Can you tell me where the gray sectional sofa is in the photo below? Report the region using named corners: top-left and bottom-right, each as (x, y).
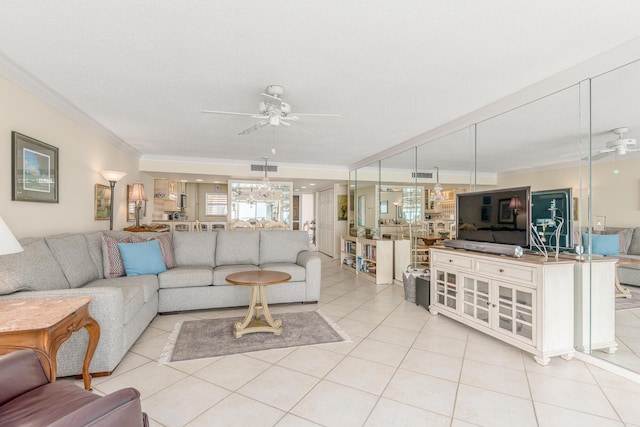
top-left (596, 227), bottom-right (640, 287)
top-left (0, 230), bottom-right (320, 378)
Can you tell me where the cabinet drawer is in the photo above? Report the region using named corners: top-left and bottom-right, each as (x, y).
top-left (432, 251), bottom-right (473, 270)
top-left (475, 260), bottom-right (536, 284)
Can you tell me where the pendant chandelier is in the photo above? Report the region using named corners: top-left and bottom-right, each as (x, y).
top-left (259, 157), bottom-right (274, 199)
top-left (429, 166), bottom-right (445, 206)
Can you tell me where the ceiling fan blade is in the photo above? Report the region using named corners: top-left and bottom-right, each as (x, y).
top-left (280, 115), bottom-right (299, 122)
top-left (261, 93), bottom-right (282, 108)
top-left (293, 113), bottom-right (342, 124)
top-left (202, 110), bottom-right (254, 117)
top-left (238, 120), bottom-right (268, 136)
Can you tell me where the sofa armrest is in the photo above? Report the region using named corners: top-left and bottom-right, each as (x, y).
top-left (0, 350), bottom-right (50, 406)
top-left (296, 251), bottom-right (322, 301)
top-left (49, 387), bottom-right (146, 427)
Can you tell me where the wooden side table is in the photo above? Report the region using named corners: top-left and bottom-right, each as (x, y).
top-left (0, 297), bottom-right (100, 390)
top-left (226, 271), bottom-right (291, 338)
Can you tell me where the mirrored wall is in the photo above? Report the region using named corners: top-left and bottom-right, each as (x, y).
top-left (229, 180), bottom-right (292, 226)
top-left (349, 58), bottom-right (640, 374)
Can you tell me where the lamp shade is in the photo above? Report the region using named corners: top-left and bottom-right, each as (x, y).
top-left (0, 216), bottom-right (23, 255)
top-left (101, 170), bottom-right (127, 183)
top-left (509, 196), bottom-right (523, 210)
top-left (129, 183), bottom-right (148, 201)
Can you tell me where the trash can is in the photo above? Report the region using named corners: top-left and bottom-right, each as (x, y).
top-left (403, 266), bottom-right (429, 304)
top-left (415, 274), bottom-right (431, 310)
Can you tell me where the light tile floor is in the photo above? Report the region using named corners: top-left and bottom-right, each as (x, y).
top-left (76, 255), bottom-right (640, 426)
top-left (596, 307), bottom-right (640, 374)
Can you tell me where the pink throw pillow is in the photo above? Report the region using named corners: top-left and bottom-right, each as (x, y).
top-left (102, 235), bottom-right (132, 278)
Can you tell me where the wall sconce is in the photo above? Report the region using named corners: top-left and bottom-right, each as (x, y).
top-left (0, 216), bottom-right (23, 255)
top-left (129, 182), bottom-right (148, 228)
top-left (101, 170), bottom-right (127, 230)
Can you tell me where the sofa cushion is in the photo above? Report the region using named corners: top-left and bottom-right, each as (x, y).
top-left (102, 235), bottom-right (133, 278)
top-left (83, 231), bottom-right (105, 278)
top-left (45, 234), bottom-right (100, 288)
top-left (584, 233), bottom-right (620, 256)
top-left (173, 232), bottom-right (217, 267)
top-left (0, 238), bottom-right (69, 295)
top-left (85, 275), bottom-right (159, 303)
top-left (118, 241), bottom-right (167, 276)
top-left (212, 264), bottom-right (260, 285)
top-left (259, 230), bottom-right (310, 264)
top-left (121, 285), bottom-right (146, 324)
top-left (158, 266), bottom-right (213, 289)
top-left (216, 231), bottom-right (260, 266)
top-left (260, 263), bottom-right (306, 282)
top-left (626, 228), bottom-right (640, 256)
top-left (130, 233), bottom-right (177, 269)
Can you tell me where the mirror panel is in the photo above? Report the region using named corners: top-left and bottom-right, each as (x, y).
top-left (229, 180), bottom-right (292, 227)
top-left (354, 162), bottom-right (379, 236)
top-left (590, 58), bottom-right (640, 372)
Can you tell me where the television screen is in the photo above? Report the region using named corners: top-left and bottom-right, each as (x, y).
top-left (456, 186), bottom-right (530, 247)
top-left (530, 188), bottom-right (573, 250)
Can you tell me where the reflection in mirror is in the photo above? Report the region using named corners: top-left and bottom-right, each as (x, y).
top-left (590, 58), bottom-right (640, 373)
top-left (379, 148), bottom-right (417, 239)
top-left (229, 180), bottom-right (292, 228)
top-left (476, 84), bottom-right (583, 254)
top-left (354, 162), bottom-right (379, 236)
top-left (348, 170), bottom-right (356, 233)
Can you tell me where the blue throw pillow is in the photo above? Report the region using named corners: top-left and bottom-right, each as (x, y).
top-left (117, 240), bottom-right (167, 276)
top-left (582, 233), bottom-right (620, 256)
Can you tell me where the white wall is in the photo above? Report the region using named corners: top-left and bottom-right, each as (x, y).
top-left (0, 75), bottom-right (152, 238)
top-left (497, 157), bottom-right (640, 228)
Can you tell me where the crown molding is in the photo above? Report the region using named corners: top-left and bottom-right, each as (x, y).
top-left (0, 51), bottom-right (140, 158)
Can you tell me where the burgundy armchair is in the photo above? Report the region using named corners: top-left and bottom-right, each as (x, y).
top-left (0, 350), bottom-right (148, 427)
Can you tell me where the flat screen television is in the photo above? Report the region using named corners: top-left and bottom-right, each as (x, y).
top-left (456, 186), bottom-right (531, 248)
top-left (530, 188), bottom-right (573, 251)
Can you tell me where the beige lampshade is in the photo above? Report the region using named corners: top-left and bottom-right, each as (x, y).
top-left (101, 170), bottom-right (127, 183)
top-left (509, 195), bottom-right (523, 210)
top-left (130, 183), bottom-right (148, 201)
top-left (0, 216), bottom-right (23, 255)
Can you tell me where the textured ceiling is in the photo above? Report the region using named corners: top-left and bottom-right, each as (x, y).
top-left (1, 1), bottom-right (640, 171)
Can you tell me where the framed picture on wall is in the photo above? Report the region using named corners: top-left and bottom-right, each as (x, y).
top-left (95, 184), bottom-right (111, 220)
top-left (380, 200), bottom-right (388, 214)
top-left (481, 205), bottom-right (492, 222)
top-left (498, 199), bottom-right (514, 223)
top-left (11, 132), bottom-right (59, 203)
top-left (337, 194), bottom-right (347, 221)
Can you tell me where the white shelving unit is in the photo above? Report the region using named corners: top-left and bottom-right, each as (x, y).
top-left (357, 238), bottom-right (393, 285)
top-left (429, 247), bottom-right (576, 365)
top-left (340, 236), bottom-right (358, 274)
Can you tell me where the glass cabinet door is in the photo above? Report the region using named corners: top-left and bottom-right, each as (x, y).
top-left (434, 269), bottom-right (458, 313)
top-left (462, 276), bottom-right (491, 326)
top-left (496, 283), bottom-right (535, 345)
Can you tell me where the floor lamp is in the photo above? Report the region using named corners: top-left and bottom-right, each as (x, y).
top-left (0, 216), bottom-right (24, 255)
top-left (101, 170), bottom-right (127, 230)
top-left (129, 182), bottom-right (148, 228)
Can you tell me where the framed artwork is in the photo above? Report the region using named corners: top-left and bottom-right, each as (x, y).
top-left (573, 197), bottom-right (579, 220)
top-left (498, 199), bottom-right (514, 223)
top-left (482, 196), bottom-right (491, 205)
top-left (127, 184), bottom-right (147, 222)
top-left (481, 205), bottom-right (492, 222)
top-left (95, 184), bottom-right (111, 220)
top-left (337, 194), bottom-right (347, 221)
top-left (12, 132), bottom-right (59, 203)
top-left (380, 200), bottom-right (388, 214)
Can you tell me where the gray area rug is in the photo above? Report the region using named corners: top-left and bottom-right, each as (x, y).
top-left (159, 311), bottom-right (349, 363)
top-left (616, 288), bottom-right (640, 311)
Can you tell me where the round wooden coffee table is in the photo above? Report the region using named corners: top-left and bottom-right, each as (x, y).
top-left (226, 271), bottom-right (291, 338)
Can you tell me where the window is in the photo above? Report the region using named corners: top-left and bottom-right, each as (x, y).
top-left (205, 192), bottom-right (227, 216)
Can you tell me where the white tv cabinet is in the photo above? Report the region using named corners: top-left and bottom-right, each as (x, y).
top-left (429, 247), bottom-right (576, 365)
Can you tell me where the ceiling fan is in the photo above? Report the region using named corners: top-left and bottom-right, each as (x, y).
top-left (202, 85), bottom-right (342, 136)
top-left (590, 127), bottom-right (640, 160)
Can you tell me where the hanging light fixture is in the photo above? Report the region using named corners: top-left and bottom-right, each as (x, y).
top-left (259, 157), bottom-right (274, 200)
top-left (429, 166), bottom-right (445, 206)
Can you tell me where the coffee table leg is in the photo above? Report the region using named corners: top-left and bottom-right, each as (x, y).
top-left (234, 286), bottom-right (260, 338)
top-left (234, 285), bottom-right (282, 338)
top-left (259, 286), bottom-right (282, 335)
